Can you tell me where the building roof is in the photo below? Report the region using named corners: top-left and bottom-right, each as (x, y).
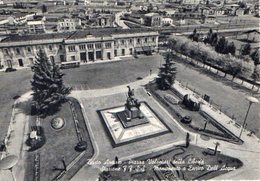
top-left (242, 29), bottom-right (260, 34)
top-left (0, 28), bottom-right (158, 43)
top-left (0, 32), bottom-right (72, 42)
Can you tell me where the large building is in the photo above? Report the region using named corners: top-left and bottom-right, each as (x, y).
top-left (0, 28), bottom-right (159, 68)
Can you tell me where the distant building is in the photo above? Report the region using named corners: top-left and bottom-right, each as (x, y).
top-left (57, 15), bottom-right (82, 32)
top-left (144, 13), bottom-right (162, 27)
top-left (242, 29), bottom-right (260, 42)
top-left (0, 28), bottom-right (159, 68)
top-left (182, 0), bottom-right (200, 5)
top-left (161, 17), bottom-right (173, 26)
top-left (89, 14), bottom-right (115, 28)
top-left (27, 15), bottom-right (46, 34)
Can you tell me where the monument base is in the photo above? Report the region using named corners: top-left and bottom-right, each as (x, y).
top-left (99, 102), bottom-right (170, 147)
top-left (116, 110), bottom-right (149, 128)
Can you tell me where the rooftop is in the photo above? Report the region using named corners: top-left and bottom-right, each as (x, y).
top-left (0, 28), bottom-right (158, 43)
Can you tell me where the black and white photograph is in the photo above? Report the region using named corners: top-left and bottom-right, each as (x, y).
top-left (0, 0), bottom-right (259, 180)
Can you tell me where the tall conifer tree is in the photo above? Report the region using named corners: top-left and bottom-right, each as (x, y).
top-left (31, 49), bottom-right (72, 117)
top-left (157, 52), bottom-right (177, 90)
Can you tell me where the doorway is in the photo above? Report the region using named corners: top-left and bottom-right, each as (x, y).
top-left (18, 59), bottom-right (24, 67)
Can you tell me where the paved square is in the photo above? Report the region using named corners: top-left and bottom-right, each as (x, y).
top-left (99, 102), bottom-right (170, 146)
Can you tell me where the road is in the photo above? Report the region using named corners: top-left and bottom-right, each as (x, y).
top-left (115, 12), bottom-right (129, 29)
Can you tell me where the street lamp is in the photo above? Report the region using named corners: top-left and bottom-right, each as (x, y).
top-left (238, 96), bottom-right (259, 139)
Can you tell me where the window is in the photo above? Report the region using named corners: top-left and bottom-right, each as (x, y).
top-left (4, 49), bottom-right (9, 55)
top-left (79, 44), bottom-right (86, 50)
top-left (59, 45), bottom-right (63, 50)
top-left (129, 39), bottom-right (133, 44)
top-left (50, 56), bottom-right (55, 62)
top-left (144, 38), bottom-right (148, 43)
top-left (27, 47), bottom-right (31, 53)
top-left (87, 44), bottom-right (94, 49)
top-left (71, 56), bottom-right (76, 61)
top-left (121, 40), bottom-right (125, 45)
top-left (114, 49), bottom-right (117, 57)
top-left (105, 42), bottom-right (111, 49)
top-left (16, 48), bottom-right (20, 54)
top-left (49, 45), bottom-right (53, 51)
top-left (68, 46), bottom-right (75, 52)
top-left (129, 48), bottom-right (133, 55)
top-left (60, 55), bottom-right (65, 62)
top-left (137, 38), bottom-right (141, 44)
top-left (152, 37), bottom-right (155, 42)
top-left (37, 46), bottom-right (42, 50)
top-left (95, 43), bottom-right (102, 49)
top-left (96, 51), bottom-right (102, 59)
top-left (122, 49), bottom-right (125, 56)
top-left (29, 58), bottom-right (34, 64)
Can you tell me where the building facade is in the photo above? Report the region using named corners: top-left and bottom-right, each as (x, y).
top-left (0, 28), bottom-right (159, 68)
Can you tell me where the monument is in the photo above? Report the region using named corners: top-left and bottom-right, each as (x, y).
top-left (116, 86), bottom-right (147, 128)
top-left (99, 86), bottom-right (170, 146)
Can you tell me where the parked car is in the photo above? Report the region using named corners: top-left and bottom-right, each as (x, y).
top-left (5, 67), bottom-right (17, 72)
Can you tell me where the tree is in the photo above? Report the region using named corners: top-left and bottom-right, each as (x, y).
top-left (240, 43), bottom-right (251, 56)
top-left (189, 28), bottom-right (199, 42)
top-left (157, 52), bottom-right (177, 90)
top-left (210, 33), bottom-right (218, 47)
top-left (227, 42), bottom-right (236, 55)
top-left (225, 60), bottom-right (242, 80)
top-left (215, 36), bottom-right (228, 54)
top-left (250, 49), bottom-right (259, 65)
top-left (31, 49), bottom-right (72, 117)
top-left (204, 28), bottom-right (213, 44)
top-left (251, 65), bottom-right (260, 90)
top-left (42, 4), bottom-right (47, 13)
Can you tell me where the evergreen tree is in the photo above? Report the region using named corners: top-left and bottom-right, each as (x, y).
top-left (250, 49), bottom-right (259, 65)
top-left (157, 52), bottom-right (177, 90)
top-left (203, 28), bottom-right (213, 44)
top-left (215, 36), bottom-right (228, 54)
top-left (240, 43), bottom-right (251, 56)
top-left (227, 42), bottom-right (236, 55)
top-left (252, 65), bottom-right (260, 89)
top-left (189, 28), bottom-right (199, 42)
top-left (210, 32), bottom-right (218, 46)
top-left (42, 4), bottom-right (47, 13)
top-left (31, 49), bottom-right (72, 117)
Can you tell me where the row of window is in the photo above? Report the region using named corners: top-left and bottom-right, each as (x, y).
top-left (2, 37), bottom-right (157, 55)
top-left (115, 37), bottom-right (156, 46)
top-left (68, 42), bottom-right (112, 52)
top-left (3, 45), bottom-right (63, 55)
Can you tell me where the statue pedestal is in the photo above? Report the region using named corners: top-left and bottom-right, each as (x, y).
top-left (126, 107), bottom-right (139, 120)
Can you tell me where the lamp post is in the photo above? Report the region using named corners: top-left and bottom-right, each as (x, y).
top-left (238, 96), bottom-right (259, 139)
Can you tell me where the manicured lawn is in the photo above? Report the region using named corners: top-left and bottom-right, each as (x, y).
top-left (101, 144), bottom-right (242, 180)
top-left (24, 98), bottom-right (94, 181)
top-left (146, 83), bottom-right (240, 143)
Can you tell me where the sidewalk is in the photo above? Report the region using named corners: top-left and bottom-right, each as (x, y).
top-left (0, 92), bottom-right (32, 181)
